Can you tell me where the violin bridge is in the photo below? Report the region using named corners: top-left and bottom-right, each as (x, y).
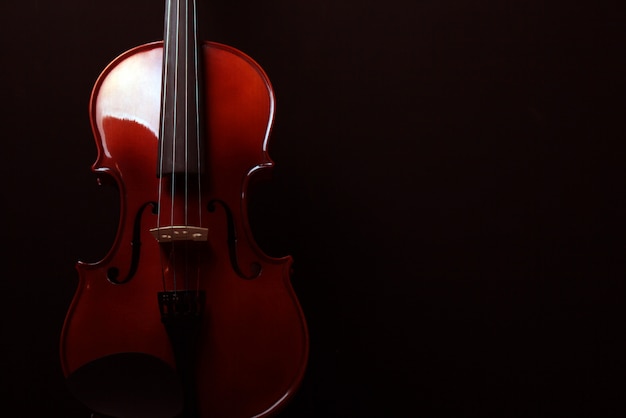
top-left (149, 226), bottom-right (208, 242)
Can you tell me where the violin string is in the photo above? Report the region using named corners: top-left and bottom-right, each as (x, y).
top-left (193, 0), bottom-right (203, 293)
top-left (158, 0), bottom-right (172, 292)
top-left (183, 0), bottom-right (190, 291)
top-left (179, 0), bottom-right (189, 287)
top-left (170, 0), bottom-right (182, 292)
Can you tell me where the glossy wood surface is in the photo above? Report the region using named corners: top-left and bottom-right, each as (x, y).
top-left (59, 41), bottom-right (308, 418)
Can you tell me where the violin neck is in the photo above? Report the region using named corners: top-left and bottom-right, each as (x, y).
top-left (158, 0), bottom-right (204, 177)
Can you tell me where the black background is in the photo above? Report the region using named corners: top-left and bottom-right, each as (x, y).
top-left (2, 1), bottom-right (624, 417)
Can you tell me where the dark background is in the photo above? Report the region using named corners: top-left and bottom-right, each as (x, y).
top-left (2, 0), bottom-right (624, 417)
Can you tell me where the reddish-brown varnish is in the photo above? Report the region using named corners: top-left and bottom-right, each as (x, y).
top-left (59, 4), bottom-right (308, 417)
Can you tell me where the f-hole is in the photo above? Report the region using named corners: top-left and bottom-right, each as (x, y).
top-left (207, 199), bottom-right (261, 280)
top-left (107, 201), bottom-right (158, 284)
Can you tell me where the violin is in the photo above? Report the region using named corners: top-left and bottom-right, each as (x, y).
top-left (59, 1), bottom-right (308, 417)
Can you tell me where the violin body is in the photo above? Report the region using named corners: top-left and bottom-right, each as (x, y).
top-left (60, 41), bottom-right (308, 418)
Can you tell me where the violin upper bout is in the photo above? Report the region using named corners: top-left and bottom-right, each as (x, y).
top-left (90, 43), bottom-right (163, 171)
